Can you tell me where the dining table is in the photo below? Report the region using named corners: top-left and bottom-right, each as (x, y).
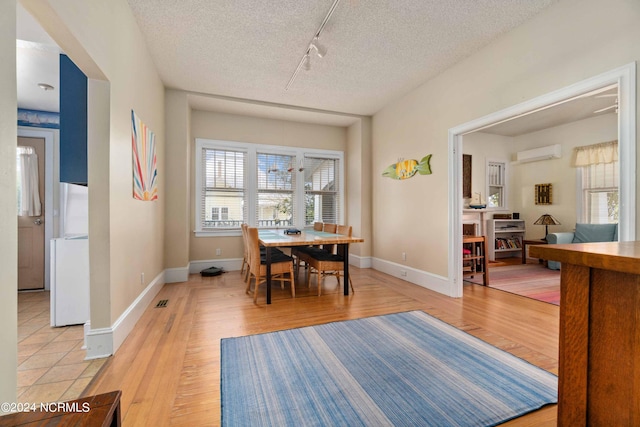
top-left (258, 229), bottom-right (364, 304)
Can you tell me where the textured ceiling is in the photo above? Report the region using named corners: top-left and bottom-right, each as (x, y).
top-left (127, 0), bottom-right (557, 116)
top-left (18, 0), bottom-right (616, 134)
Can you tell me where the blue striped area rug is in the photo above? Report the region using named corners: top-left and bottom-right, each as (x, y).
top-left (221, 311), bottom-right (557, 426)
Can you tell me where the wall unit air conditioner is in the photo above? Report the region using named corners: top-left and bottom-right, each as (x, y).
top-left (516, 144), bottom-right (562, 163)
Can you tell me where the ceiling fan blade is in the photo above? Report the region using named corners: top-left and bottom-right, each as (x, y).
top-left (593, 105), bottom-right (617, 113)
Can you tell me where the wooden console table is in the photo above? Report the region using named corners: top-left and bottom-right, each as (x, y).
top-left (530, 242), bottom-right (640, 426)
top-left (0, 390), bottom-right (121, 427)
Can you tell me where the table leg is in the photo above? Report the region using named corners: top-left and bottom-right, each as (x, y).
top-left (342, 243), bottom-right (349, 296)
top-left (266, 246), bottom-right (272, 304)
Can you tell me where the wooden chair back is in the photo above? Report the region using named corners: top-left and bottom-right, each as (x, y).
top-left (323, 223), bottom-right (337, 233)
top-left (313, 222), bottom-right (323, 231)
top-left (321, 223), bottom-right (337, 252)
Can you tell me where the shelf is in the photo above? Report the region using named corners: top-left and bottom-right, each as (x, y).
top-left (487, 219), bottom-right (525, 261)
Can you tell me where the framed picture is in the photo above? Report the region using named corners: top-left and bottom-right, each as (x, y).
top-left (535, 183), bottom-right (552, 205)
top-left (462, 154), bottom-right (472, 198)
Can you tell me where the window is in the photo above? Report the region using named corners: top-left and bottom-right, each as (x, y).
top-left (211, 207), bottom-right (229, 221)
top-left (199, 148), bottom-right (246, 229)
top-left (486, 161), bottom-right (506, 209)
top-left (574, 141), bottom-right (618, 224)
top-left (580, 161), bottom-right (618, 224)
top-left (195, 139), bottom-right (344, 236)
top-left (257, 152), bottom-right (295, 227)
top-left (303, 157), bottom-right (340, 226)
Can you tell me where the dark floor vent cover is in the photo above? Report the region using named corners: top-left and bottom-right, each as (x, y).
top-left (155, 299), bottom-right (168, 308)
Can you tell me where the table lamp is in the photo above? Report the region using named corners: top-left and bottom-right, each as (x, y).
top-left (534, 214), bottom-right (561, 239)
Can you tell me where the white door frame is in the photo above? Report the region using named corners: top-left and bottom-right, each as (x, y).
top-left (18, 127), bottom-right (56, 291)
top-left (448, 62), bottom-right (636, 298)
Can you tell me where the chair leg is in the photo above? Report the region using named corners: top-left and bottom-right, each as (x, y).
top-left (245, 274), bottom-right (252, 294)
top-left (348, 273), bottom-right (354, 293)
top-left (318, 272), bottom-right (324, 296)
top-left (289, 266), bottom-right (296, 298)
top-left (253, 274), bottom-right (261, 302)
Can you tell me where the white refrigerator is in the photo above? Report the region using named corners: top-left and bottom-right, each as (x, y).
top-left (50, 183), bottom-right (90, 327)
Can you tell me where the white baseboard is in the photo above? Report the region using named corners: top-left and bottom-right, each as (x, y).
top-left (85, 270), bottom-right (165, 359)
top-left (165, 265), bottom-right (189, 283)
top-left (350, 254), bottom-right (372, 269)
top-left (371, 257), bottom-right (452, 296)
top-left (189, 258), bottom-right (243, 274)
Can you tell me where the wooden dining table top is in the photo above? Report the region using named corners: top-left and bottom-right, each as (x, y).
top-left (258, 229), bottom-right (364, 247)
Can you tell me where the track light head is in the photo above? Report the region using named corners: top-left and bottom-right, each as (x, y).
top-left (310, 37), bottom-right (327, 58)
top-left (302, 55), bottom-right (311, 71)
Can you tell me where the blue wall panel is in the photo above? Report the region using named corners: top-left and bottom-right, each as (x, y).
top-left (59, 54), bottom-right (87, 185)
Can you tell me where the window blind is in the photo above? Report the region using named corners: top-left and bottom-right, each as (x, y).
top-left (201, 147), bottom-right (246, 228)
top-left (582, 161), bottom-right (618, 224)
top-left (303, 156), bottom-right (340, 226)
top-left (256, 152), bottom-right (295, 228)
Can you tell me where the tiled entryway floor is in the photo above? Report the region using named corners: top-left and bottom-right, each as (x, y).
top-left (17, 291), bottom-right (106, 403)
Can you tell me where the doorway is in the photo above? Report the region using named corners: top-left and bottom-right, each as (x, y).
top-left (448, 63), bottom-right (637, 298)
top-left (17, 137), bottom-right (45, 290)
top-left (17, 129), bottom-right (55, 291)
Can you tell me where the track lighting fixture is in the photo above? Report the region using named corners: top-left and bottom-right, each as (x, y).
top-left (285, 0), bottom-right (341, 90)
top-left (309, 37), bottom-right (327, 58)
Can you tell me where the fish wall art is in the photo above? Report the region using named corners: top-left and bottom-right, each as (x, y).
top-left (382, 155), bottom-right (432, 180)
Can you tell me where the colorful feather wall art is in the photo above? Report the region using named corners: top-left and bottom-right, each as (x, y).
top-left (131, 110), bottom-right (158, 201)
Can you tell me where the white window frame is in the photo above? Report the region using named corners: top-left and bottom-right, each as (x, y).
top-left (485, 159), bottom-right (508, 210)
top-left (575, 161), bottom-right (619, 224)
top-left (195, 138), bottom-right (344, 237)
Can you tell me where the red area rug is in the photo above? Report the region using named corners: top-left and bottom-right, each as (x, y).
top-left (465, 263), bottom-right (560, 305)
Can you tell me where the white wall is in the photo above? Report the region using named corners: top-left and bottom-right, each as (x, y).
top-left (0, 0), bottom-right (18, 407)
top-left (372, 0), bottom-right (640, 284)
top-left (512, 113), bottom-right (618, 238)
top-left (462, 132), bottom-right (513, 206)
top-left (22, 0), bottom-right (165, 343)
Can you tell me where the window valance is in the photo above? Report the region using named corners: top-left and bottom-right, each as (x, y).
top-left (572, 140), bottom-right (618, 167)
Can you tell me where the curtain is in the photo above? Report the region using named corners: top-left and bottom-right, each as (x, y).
top-left (572, 140), bottom-right (618, 167)
top-left (18, 147), bottom-right (42, 217)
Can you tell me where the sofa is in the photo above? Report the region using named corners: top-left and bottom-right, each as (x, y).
top-left (546, 223), bottom-right (618, 270)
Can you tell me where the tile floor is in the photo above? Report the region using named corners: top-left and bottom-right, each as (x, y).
top-left (17, 291), bottom-right (106, 403)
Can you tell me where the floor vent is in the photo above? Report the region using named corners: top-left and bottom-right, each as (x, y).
top-left (155, 299), bottom-right (168, 308)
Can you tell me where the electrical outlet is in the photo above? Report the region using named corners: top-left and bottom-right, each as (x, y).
top-left (141, 272), bottom-right (145, 284)
top-left (216, 248), bottom-right (221, 256)
top-left (402, 252), bottom-right (406, 261)
top-left (400, 270), bottom-right (407, 277)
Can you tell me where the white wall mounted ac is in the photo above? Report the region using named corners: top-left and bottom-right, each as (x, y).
top-left (516, 144), bottom-right (561, 163)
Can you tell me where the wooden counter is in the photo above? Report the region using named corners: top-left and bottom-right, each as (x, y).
top-left (530, 242), bottom-right (640, 426)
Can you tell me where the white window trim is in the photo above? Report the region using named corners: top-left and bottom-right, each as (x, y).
top-left (194, 138), bottom-right (344, 237)
top-left (485, 158), bottom-right (508, 210)
top-left (575, 161), bottom-right (619, 224)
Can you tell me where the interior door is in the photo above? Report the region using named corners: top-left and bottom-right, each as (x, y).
top-left (17, 136), bottom-right (45, 290)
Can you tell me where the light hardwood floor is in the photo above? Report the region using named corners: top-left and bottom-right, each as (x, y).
top-left (84, 266), bottom-right (559, 426)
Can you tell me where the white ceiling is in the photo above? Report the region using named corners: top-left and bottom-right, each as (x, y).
top-left (15, 0), bottom-right (618, 135)
top-left (16, 4), bottom-right (60, 113)
top-left (127, 0), bottom-right (557, 116)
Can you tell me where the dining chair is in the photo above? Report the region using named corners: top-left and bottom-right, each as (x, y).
top-left (240, 223), bottom-right (250, 281)
top-left (304, 224), bottom-right (354, 296)
top-left (244, 226), bottom-right (296, 302)
top-left (292, 222), bottom-right (324, 275)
